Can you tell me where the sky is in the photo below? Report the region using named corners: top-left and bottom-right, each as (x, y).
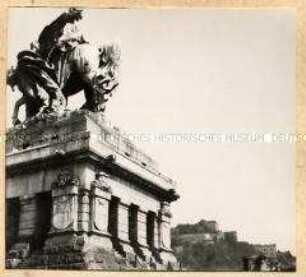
top-left (6, 8), bottom-right (296, 252)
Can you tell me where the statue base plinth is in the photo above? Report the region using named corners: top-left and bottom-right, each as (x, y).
top-left (6, 111), bottom-right (179, 270)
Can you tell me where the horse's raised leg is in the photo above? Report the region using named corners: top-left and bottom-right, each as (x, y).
top-left (34, 71), bottom-right (66, 114)
top-left (12, 96), bottom-right (26, 125)
top-left (81, 85), bottom-right (97, 112)
top-left (36, 86), bottom-right (49, 114)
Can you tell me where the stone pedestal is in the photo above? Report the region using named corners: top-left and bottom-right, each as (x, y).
top-left (158, 202), bottom-right (178, 268)
top-left (5, 111), bottom-right (179, 270)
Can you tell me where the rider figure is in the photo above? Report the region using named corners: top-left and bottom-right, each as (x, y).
top-left (8, 8), bottom-right (85, 118)
top-left (38, 8), bottom-right (85, 63)
top-left (38, 8), bottom-right (86, 92)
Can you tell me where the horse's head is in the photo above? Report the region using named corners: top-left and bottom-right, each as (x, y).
top-left (64, 43), bottom-right (121, 112)
top-left (92, 44), bottom-right (120, 97)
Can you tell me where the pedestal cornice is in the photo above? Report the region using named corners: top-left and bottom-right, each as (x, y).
top-left (6, 111), bottom-right (179, 202)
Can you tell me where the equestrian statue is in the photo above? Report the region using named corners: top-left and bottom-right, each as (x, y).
top-left (7, 8), bottom-right (120, 125)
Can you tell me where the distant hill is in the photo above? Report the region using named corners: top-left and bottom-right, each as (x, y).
top-left (171, 220), bottom-right (295, 271)
top-left (172, 220), bottom-right (219, 235)
top-left (172, 231), bottom-right (255, 270)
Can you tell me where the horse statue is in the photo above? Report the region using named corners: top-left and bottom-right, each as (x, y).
top-left (7, 8), bottom-right (120, 126)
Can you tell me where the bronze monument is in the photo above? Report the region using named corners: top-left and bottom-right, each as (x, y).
top-left (6, 8), bottom-right (179, 270)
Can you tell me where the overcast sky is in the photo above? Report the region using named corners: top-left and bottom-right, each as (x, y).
top-left (7, 8), bottom-right (296, 252)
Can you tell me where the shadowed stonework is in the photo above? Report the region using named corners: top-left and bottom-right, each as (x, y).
top-left (5, 111), bottom-right (179, 269)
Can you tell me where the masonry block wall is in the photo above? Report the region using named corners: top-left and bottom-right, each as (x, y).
top-left (5, 111), bottom-right (179, 270)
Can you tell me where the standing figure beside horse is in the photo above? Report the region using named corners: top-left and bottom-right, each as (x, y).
top-left (7, 8), bottom-right (120, 126)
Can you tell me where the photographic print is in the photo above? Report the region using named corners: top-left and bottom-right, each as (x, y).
top-left (3, 5), bottom-right (302, 273)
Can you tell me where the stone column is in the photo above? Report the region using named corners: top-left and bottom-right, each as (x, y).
top-left (137, 210), bottom-right (147, 247)
top-left (147, 212), bottom-right (162, 264)
top-left (88, 172), bottom-right (113, 250)
top-left (118, 203), bottom-right (129, 242)
top-left (154, 215), bottom-right (159, 248)
top-left (158, 201), bottom-right (177, 268)
top-left (137, 209), bottom-right (151, 261)
top-left (117, 202), bottom-right (135, 257)
top-left (78, 190), bottom-right (90, 232)
top-left (127, 204), bottom-right (144, 266)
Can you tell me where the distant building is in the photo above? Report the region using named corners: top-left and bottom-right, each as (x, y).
top-left (205, 220), bottom-right (219, 233)
top-left (178, 233), bottom-right (215, 245)
top-left (224, 231), bottom-right (238, 242)
top-left (254, 244), bottom-right (277, 258)
top-left (173, 220), bottom-right (239, 246)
